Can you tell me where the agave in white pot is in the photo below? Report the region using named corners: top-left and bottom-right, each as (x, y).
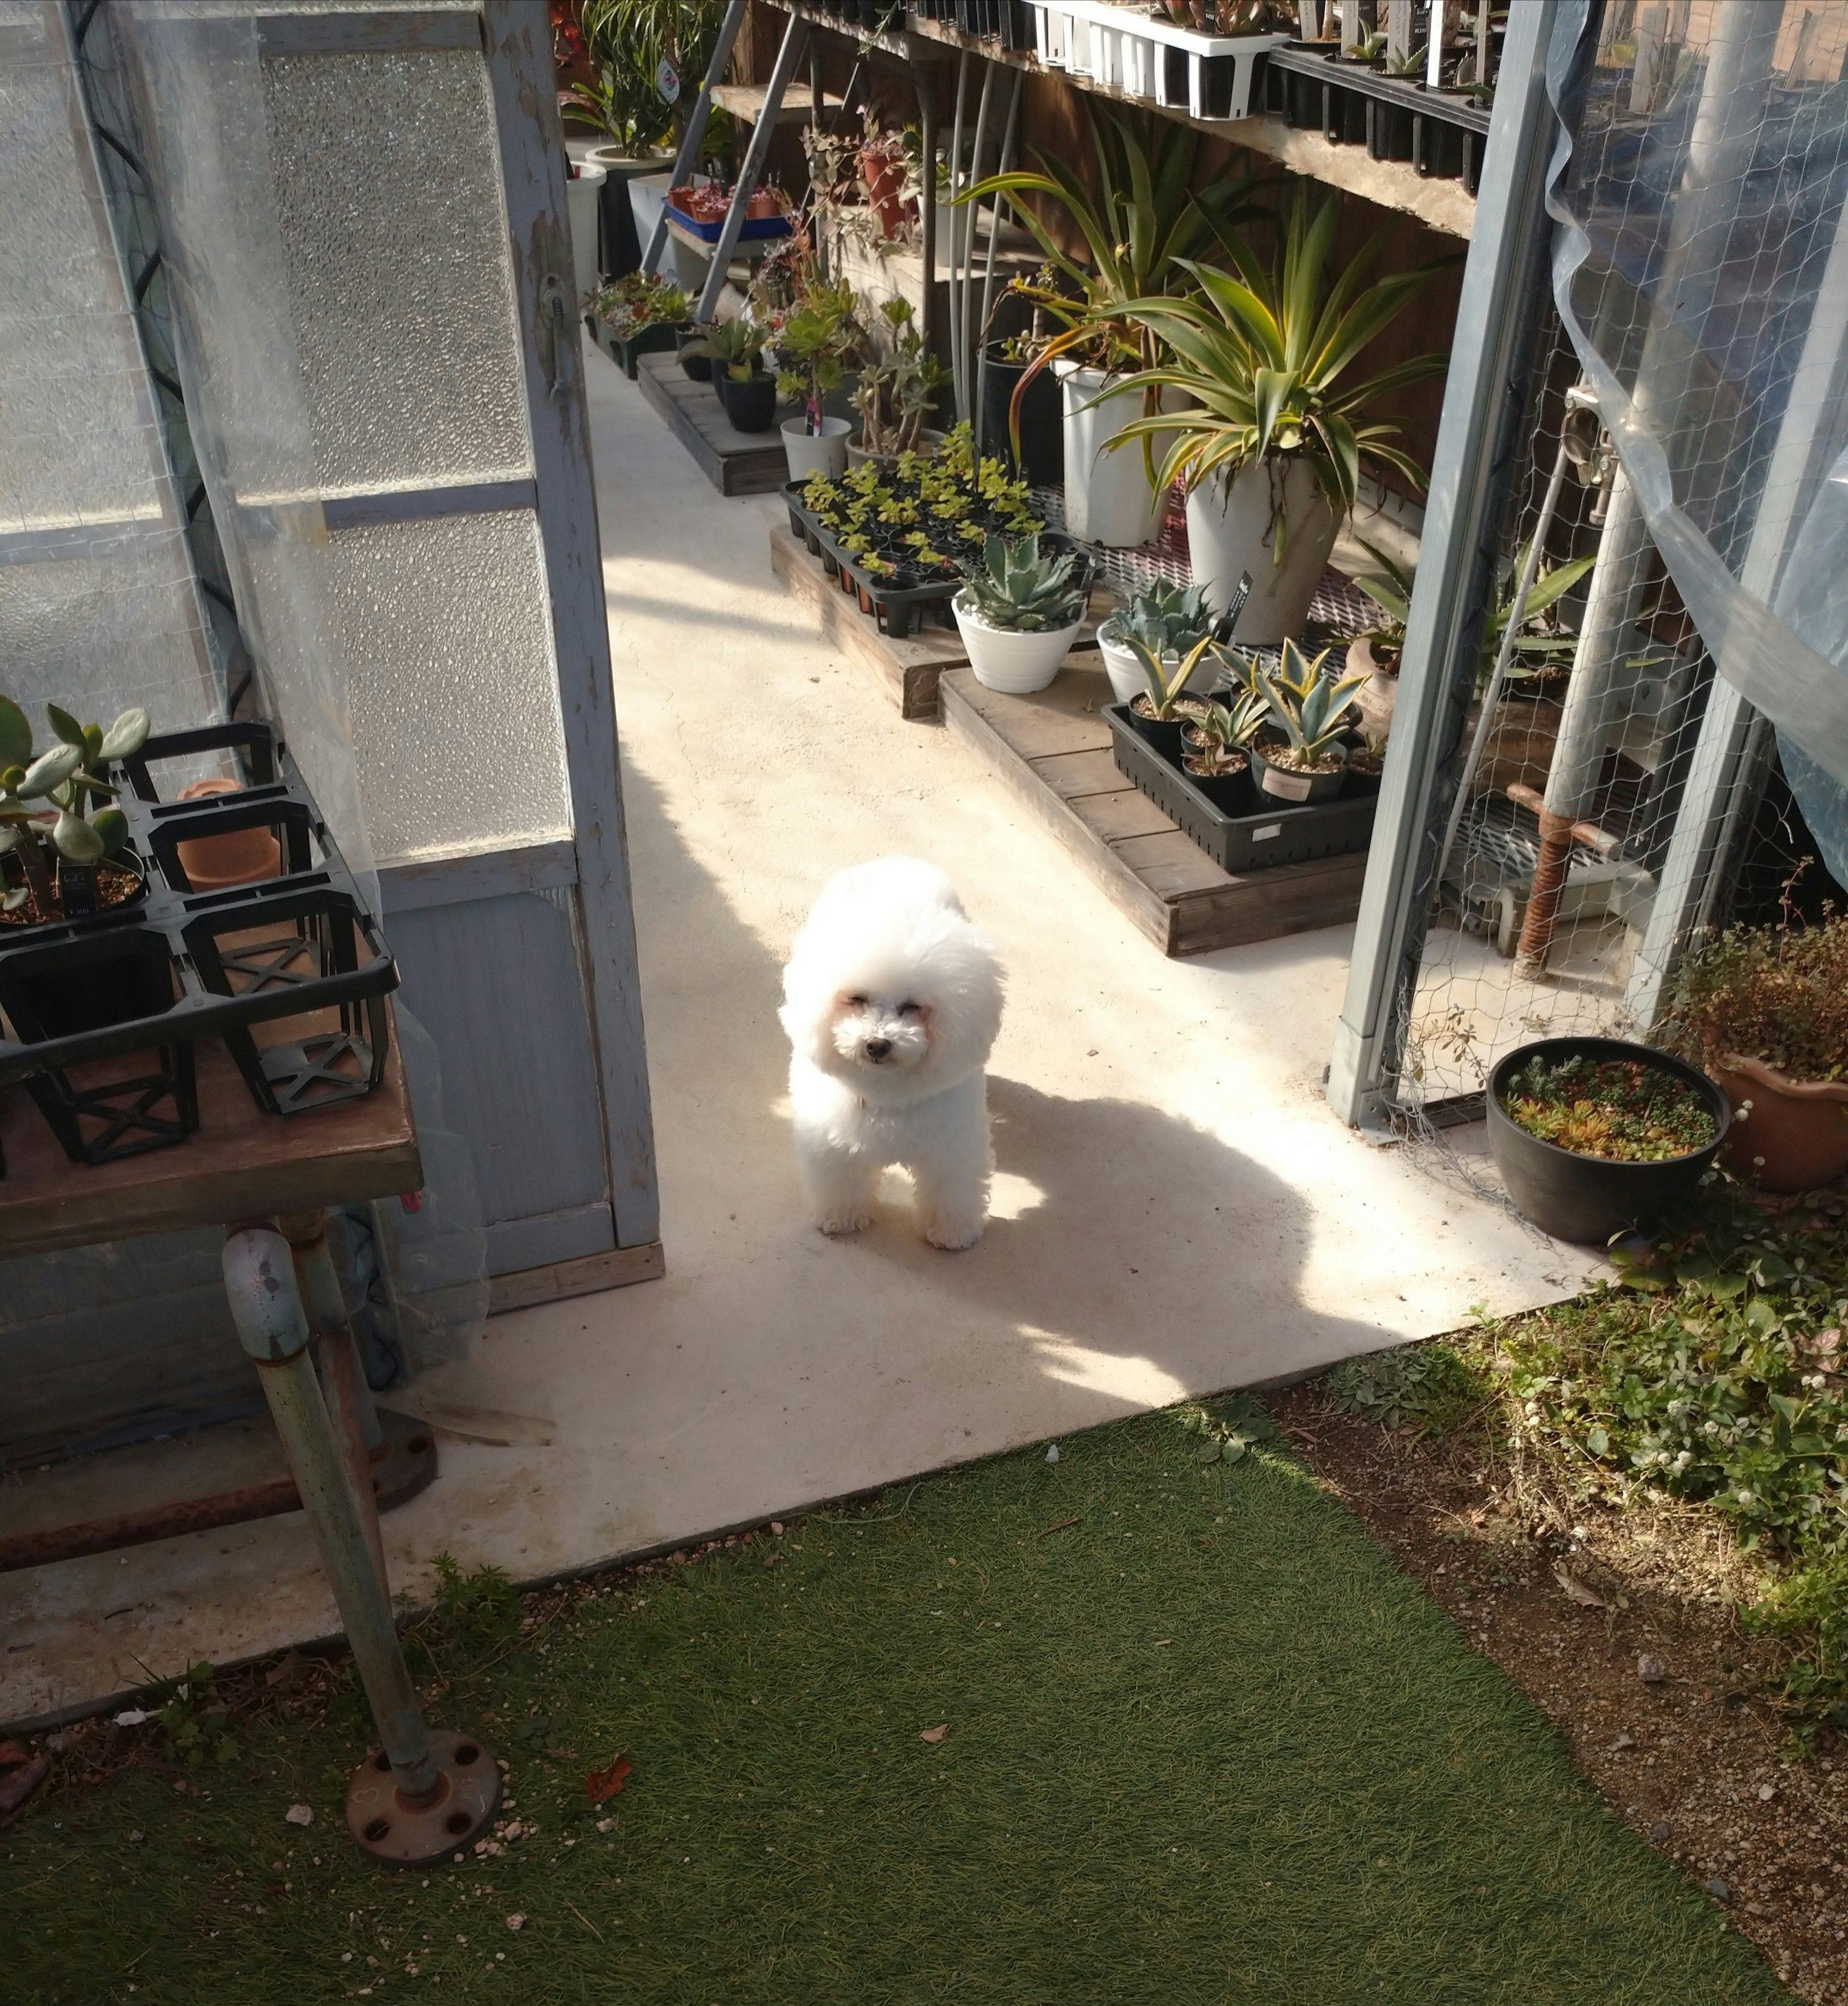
top-left (1107, 194), bottom-right (1446, 647)
top-left (1097, 579), bottom-right (1220, 704)
top-left (952, 533), bottom-right (1093, 694)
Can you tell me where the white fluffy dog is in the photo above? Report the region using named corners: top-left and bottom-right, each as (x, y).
top-left (780, 857), bottom-right (1004, 1250)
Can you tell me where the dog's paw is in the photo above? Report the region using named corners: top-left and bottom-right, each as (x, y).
top-left (922, 1214), bottom-right (986, 1252)
top-left (815, 1210), bottom-right (873, 1238)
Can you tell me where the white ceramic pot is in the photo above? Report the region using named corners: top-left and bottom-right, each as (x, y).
top-left (952, 595), bottom-right (1084, 694)
top-left (1056, 362), bottom-right (1172, 548)
top-left (1096, 619), bottom-right (1218, 706)
top-left (566, 160), bottom-right (608, 309)
top-left (781, 416), bottom-right (852, 480)
top-left (1185, 456), bottom-right (1339, 647)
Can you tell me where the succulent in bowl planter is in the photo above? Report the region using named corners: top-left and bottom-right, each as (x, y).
top-left (0, 695), bottom-right (149, 924)
top-left (952, 533), bottom-right (1091, 694)
top-left (1249, 640), bottom-right (1367, 804)
top-left (1665, 905), bottom-right (1848, 1192)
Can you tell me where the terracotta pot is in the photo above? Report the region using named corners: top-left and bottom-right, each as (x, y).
top-left (174, 778), bottom-right (282, 890)
top-left (1349, 633), bottom-right (1397, 741)
top-left (1708, 1053), bottom-right (1848, 1194)
top-left (859, 145), bottom-right (911, 239)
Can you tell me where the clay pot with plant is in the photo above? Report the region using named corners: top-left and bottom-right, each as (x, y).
top-left (1668, 896), bottom-right (1848, 1193)
top-left (0, 694), bottom-right (150, 926)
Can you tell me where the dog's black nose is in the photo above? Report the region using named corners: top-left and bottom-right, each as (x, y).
top-left (864, 1037), bottom-right (892, 1060)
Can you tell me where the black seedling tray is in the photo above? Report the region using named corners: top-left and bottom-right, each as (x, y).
top-left (1106, 705), bottom-right (1378, 873)
top-left (784, 484), bottom-right (1093, 641)
top-left (0, 718), bottom-right (397, 1170)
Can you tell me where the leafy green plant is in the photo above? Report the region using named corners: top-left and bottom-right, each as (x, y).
top-left (1498, 1053), bottom-right (1718, 1163)
top-left (432, 1551), bottom-right (523, 1655)
top-left (1667, 906), bottom-right (1848, 1084)
top-left (560, 0), bottom-right (727, 156)
top-left (0, 695), bottom-right (149, 919)
top-left (680, 316), bottom-right (766, 381)
top-left (1328, 1342), bottom-right (1483, 1432)
top-left (852, 297), bottom-right (948, 457)
top-left (1253, 639), bottom-right (1367, 767)
top-left (1176, 1392), bottom-right (1278, 1464)
top-left (1105, 193), bottom-right (1447, 551)
top-left (586, 269), bottom-right (690, 333)
top-left (957, 532), bottom-right (1089, 633)
top-left (773, 279), bottom-right (865, 434)
top-left (142, 1659), bottom-right (240, 1768)
top-left (1350, 536), bottom-right (1597, 685)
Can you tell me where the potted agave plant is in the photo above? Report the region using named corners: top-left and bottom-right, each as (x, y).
top-left (1248, 639), bottom-right (1368, 803)
top-left (1097, 580), bottom-right (1218, 705)
top-left (1176, 685), bottom-right (1267, 812)
top-left (682, 319), bottom-right (778, 432)
top-left (1120, 632), bottom-right (1220, 759)
top-left (1668, 903), bottom-right (1848, 1193)
top-left (1108, 193), bottom-right (1445, 645)
top-left (952, 533), bottom-right (1093, 693)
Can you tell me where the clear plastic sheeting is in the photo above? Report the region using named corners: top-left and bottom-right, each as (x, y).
top-left (1546, 0), bottom-right (1848, 805)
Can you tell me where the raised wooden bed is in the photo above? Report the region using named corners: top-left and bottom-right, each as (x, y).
top-left (939, 661), bottom-right (1373, 958)
top-left (635, 351), bottom-right (790, 498)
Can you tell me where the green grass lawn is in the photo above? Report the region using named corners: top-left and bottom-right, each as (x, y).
top-left (0, 1405), bottom-right (1791, 2005)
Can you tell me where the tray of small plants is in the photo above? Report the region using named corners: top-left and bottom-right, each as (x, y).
top-left (1104, 630), bottom-right (1382, 873)
top-left (1485, 1035), bottom-right (1731, 1245)
top-left (784, 421), bottom-right (1071, 639)
top-left (0, 697), bottom-right (398, 1173)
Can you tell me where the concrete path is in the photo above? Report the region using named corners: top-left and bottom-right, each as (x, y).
top-left (0, 343), bottom-right (1595, 1725)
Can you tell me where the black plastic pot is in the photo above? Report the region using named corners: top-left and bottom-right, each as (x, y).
top-left (1179, 754), bottom-right (1254, 817)
top-left (719, 369), bottom-right (778, 433)
top-left (678, 327), bottom-right (713, 381)
top-left (1251, 737), bottom-right (1348, 805)
top-left (1126, 702), bottom-right (1192, 765)
top-left (1486, 1037), bottom-right (1731, 1245)
top-left (979, 345), bottom-right (1063, 486)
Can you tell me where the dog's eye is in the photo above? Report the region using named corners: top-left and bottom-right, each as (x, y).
top-left (847, 994), bottom-right (868, 1007)
top-left (898, 1001), bottom-right (921, 1015)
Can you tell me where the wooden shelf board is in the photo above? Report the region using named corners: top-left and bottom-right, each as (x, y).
top-left (636, 351), bottom-right (794, 498)
top-left (712, 81), bottom-right (846, 125)
top-left (938, 663), bottom-right (1370, 958)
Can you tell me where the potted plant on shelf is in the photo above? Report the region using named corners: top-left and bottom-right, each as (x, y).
top-left (682, 318), bottom-right (778, 431)
top-left (1177, 687), bottom-right (1267, 812)
top-left (1120, 633), bottom-right (1219, 759)
top-left (1486, 1038), bottom-right (1730, 1244)
top-left (774, 278), bottom-right (865, 480)
top-left (0, 696), bottom-right (148, 926)
top-left (1666, 899), bottom-right (1848, 1193)
top-left (586, 270), bottom-right (691, 378)
top-left (980, 306), bottom-right (1064, 486)
top-left (952, 532), bottom-right (1092, 693)
top-left (850, 297), bottom-right (949, 467)
top-left (1097, 579), bottom-right (1217, 704)
top-left (1109, 192), bottom-right (1446, 644)
top-left (1248, 639), bottom-right (1368, 803)
top-left (959, 105), bottom-right (1259, 548)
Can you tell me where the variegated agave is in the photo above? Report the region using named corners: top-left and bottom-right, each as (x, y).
top-left (1254, 639), bottom-right (1368, 766)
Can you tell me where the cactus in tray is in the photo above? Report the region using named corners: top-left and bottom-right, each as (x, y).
top-left (1253, 640), bottom-right (1367, 769)
top-left (957, 533), bottom-right (1087, 633)
top-left (0, 694), bottom-right (150, 919)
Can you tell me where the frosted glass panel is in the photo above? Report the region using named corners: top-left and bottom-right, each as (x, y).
top-left (0, 28), bottom-right (167, 531)
top-left (317, 510), bottom-right (570, 865)
top-left (261, 50), bottom-right (531, 497)
top-left (0, 549), bottom-right (214, 728)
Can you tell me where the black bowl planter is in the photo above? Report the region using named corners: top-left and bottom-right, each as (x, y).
top-left (718, 370), bottom-right (778, 434)
top-left (1486, 1036), bottom-right (1731, 1245)
top-left (678, 327), bottom-right (713, 381)
top-left (1251, 737), bottom-right (1349, 804)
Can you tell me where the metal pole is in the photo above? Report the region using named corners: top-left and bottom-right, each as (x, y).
top-left (642, 0), bottom-right (751, 276)
top-left (958, 57), bottom-right (999, 426)
top-left (917, 69), bottom-right (939, 363)
top-left (972, 66), bottom-right (1023, 455)
top-left (695, 13), bottom-right (808, 323)
top-left (224, 1227), bottom-right (437, 1802)
top-left (1327, 0), bottom-right (1569, 1128)
top-left (946, 50), bottom-right (970, 418)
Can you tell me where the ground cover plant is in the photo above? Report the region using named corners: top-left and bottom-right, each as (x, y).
top-left (799, 422), bottom-right (1041, 586)
top-left (584, 272), bottom-right (689, 337)
top-left (0, 1408), bottom-right (1792, 2005)
top-left (1498, 1051), bottom-right (1720, 1162)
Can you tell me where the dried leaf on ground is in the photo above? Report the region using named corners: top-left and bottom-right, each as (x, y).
top-left (284, 1803), bottom-right (314, 1827)
top-left (0, 1740), bottom-right (31, 1767)
top-left (585, 1753), bottom-right (632, 1802)
top-left (1552, 1561), bottom-right (1609, 1609)
top-left (919, 1725), bottom-right (948, 1744)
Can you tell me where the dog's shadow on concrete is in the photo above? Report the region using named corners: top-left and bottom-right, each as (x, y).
top-left (860, 1075), bottom-right (1386, 1396)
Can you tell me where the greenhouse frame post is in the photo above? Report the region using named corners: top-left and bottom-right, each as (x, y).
top-left (1326, 0), bottom-right (1569, 1130)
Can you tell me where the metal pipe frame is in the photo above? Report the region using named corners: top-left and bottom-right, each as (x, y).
top-left (972, 65), bottom-right (1024, 455)
top-left (1326, 0), bottom-right (1569, 1129)
top-left (917, 70), bottom-right (938, 360)
top-left (642, 0), bottom-right (752, 277)
top-left (695, 13), bottom-right (809, 323)
top-left (956, 55), bottom-right (998, 425)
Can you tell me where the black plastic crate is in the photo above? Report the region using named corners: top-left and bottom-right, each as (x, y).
top-left (1106, 705), bottom-right (1378, 873)
top-left (0, 717), bottom-right (397, 1168)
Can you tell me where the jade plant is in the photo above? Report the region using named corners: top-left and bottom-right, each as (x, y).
top-left (957, 533), bottom-right (1088, 633)
top-left (1253, 639), bottom-right (1368, 770)
top-left (772, 277), bottom-right (864, 435)
top-left (0, 695), bottom-right (150, 918)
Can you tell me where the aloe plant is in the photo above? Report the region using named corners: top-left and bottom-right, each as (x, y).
top-left (958, 533), bottom-right (1088, 633)
top-left (1342, 26), bottom-right (1387, 60)
top-left (1254, 639), bottom-right (1367, 766)
top-left (0, 695), bottom-right (149, 918)
top-left (1352, 536), bottom-right (1598, 685)
top-left (1104, 192), bottom-right (1449, 554)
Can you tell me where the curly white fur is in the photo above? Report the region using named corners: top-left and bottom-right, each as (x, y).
top-left (780, 857), bottom-right (1004, 1250)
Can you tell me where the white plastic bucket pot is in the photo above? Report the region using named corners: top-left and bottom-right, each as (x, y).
top-left (565, 160), bottom-right (607, 311)
top-left (781, 416), bottom-right (852, 481)
top-left (1055, 362), bottom-right (1171, 548)
top-left (952, 596), bottom-right (1085, 694)
top-left (1096, 620), bottom-right (1218, 705)
top-left (1185, 456), bottom-right (1337, 648)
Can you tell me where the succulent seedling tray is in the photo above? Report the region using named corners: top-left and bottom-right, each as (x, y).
top-left (783, 483), bottom-right (1093, 642)
top-left (1106, 704), bottom-right (1378, 873)
top-left (0, 718), bottom-right (397, 1172)
top-left (664, 195), bottom-right (793, 244)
